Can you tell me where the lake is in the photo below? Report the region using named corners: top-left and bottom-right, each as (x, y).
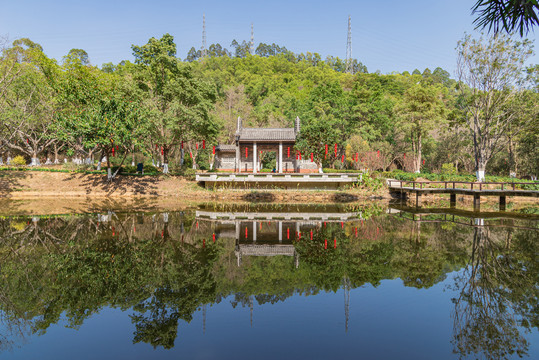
top-left (0, 202), bottom-right (537, 359)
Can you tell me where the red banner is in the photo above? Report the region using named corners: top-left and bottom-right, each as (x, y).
top-left (212, 146), bottom-right (216, 155)
top-left (311, 153), bottom-right (314, 162)
top-left (202, 140), bottom-right (205, 149)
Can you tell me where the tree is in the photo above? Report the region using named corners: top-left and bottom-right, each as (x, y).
top-left (132, 34), bottom-right (218, 173)
top-left (472, 0), bottom-right (539, 36)
top-left (456, 33), bottom-right (534, 181)
top-left (0, 38), bottom-right (56, 165)
top-left (395, 84), bottom-right (446, 173)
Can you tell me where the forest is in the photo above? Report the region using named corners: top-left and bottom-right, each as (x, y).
top-left (0, 32), bottom-right (537, 180)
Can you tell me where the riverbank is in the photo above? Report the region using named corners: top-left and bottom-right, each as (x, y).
top-left (0, 170), bottom-right (386, 201)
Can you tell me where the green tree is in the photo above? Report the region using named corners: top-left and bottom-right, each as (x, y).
top-left (132, 34), bottom-right (218, 172)
top-left (395, 84), bottom-right (446, 173)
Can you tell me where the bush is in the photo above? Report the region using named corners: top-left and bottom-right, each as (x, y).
top-left (441, 163), bottom-right (457, 175)
top-left (11, 155), bottom-right (26, 166)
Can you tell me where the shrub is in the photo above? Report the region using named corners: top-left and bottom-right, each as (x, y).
top-left (11, 156), bottom-right (26, 166)
top-left (441, 163), bottom-right (457, 175)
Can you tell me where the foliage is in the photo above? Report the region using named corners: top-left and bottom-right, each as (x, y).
top-left (472, 0), bottom-right (539, 36)
top-left (10, 155), bottom-right (26, 166)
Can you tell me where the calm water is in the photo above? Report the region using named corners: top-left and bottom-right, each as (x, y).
top-left (0, 203), bottom-right (537, 359)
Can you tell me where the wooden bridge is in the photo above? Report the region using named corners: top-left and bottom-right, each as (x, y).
top-left (387, 179), bottom-right (539, 211)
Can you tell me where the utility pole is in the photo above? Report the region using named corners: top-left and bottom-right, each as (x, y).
top-left (201, 14), bottom-right (207, 58)
top-left (250, 22), bottom-right (254, 55)
top-left (346, 15), bottom-right (353, 74)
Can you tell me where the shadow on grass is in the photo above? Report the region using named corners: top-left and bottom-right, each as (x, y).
top-left (62, 172), bottom-right (161, 196)
top-left (0, 171), bottom-right (33, 197)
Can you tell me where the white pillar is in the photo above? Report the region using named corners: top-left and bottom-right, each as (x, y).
top-left (253, 221), bottom-right (257, 242)
top-left (278, 142), bottom-right (283, 173)
top-left (278, 221), bottom-right (282, 243)
top-left (235, 144), bottom-right (240, 172)
top-left (253, 142), bottom-right (257, 174)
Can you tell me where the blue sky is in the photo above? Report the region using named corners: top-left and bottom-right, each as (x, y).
top-left (1, 0), bottom-right (537, 75)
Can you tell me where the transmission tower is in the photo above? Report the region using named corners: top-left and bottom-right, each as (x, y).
top-left (345, 15), bottom-right (353, 74)
top-left (201, 14), bottom-right (207, 58)
top-left (250, 23), bottom-right (254, 55)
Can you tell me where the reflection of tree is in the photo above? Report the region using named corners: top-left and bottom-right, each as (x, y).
top-left (451, 225), bottom-right (538, 359)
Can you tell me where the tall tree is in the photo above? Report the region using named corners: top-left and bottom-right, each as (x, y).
top-left (395, 84), bottom-right (446, 173)
top-left (132, 34), bottom-right (218, 173)
top-left (456, 33), bottom-right (534, 180)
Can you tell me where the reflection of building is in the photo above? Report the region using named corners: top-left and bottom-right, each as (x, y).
top-left (214, 117), bottom-right (317, 173)
top-left (196, 210), bottom-right (360, 268)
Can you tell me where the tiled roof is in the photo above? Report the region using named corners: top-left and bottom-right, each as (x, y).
top-left (239, 128), bottom-right (296, 141)
top-left (216, 144), bottom-right (236, 152)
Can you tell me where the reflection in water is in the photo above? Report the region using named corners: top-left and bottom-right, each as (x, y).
top-left (0, 204), bottom-right (536, 358)
top-left (451, 225), bottom-right (538, 359)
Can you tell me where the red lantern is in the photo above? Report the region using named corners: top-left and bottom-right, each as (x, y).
top-left (311, 153), bottom-right (314, 162)
top-left (181, 141), bottom-right (184, 149)
top-left (334, 239), bottom-right (337, 249)
top-left (202, 140), bottom-right (205, 149)
top-left (324, 239), bottom-right (328, 249)
top-left (26, 139), bottom-right (29, 144)
top-left (116, 145), bottom-right (119, 151)
top-left (341, 154), bottom-right (345, 162)
top-left (310, 230), bottom-right (313, 241)
top-left (403, 153), bottom-right (406, 159)
top-left (112, 147), bottom-right (115, 157)
top-left (334, 144), bottom-right (338, 156)
top-left (325, 144), bottom-right (328, 155)
top-left (155, 144), bottom-right (158, 150)
top-left (423, 159), bottom-right (425, 165)
top-left (161, 146), bottom-right (164, 155)
top-left (212, 233), bottom-right (215, 242)
top-left (287, 147), bottom-right (290, 158)
top-left (203, 239), bottom-right (206, 248)
top-left (212, 146), bottom-right (216, 155)
top-left (299, 152), bottom-right (302, 160)
top-left (189, 151), bottom-right (193, 159)
top-left (196, 143), bottom-right (199, 150)
top-left (377, 150), bottom-right (380, 158)
top-left (356, 153), bottom-right (359, 162)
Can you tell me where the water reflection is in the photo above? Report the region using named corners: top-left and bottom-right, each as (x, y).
top-left (0, 204), bottom-right (536, 358)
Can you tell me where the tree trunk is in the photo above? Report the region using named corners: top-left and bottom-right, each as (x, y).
top-left (415, 133), bottom-right (422, 173)
top-left (54, 143), bottom-right (59, 164)
top-left (163, 147), bottom-right (169, 174)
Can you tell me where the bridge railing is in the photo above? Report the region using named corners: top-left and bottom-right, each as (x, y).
top-left (387, 179), bottom-right (539, 191)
